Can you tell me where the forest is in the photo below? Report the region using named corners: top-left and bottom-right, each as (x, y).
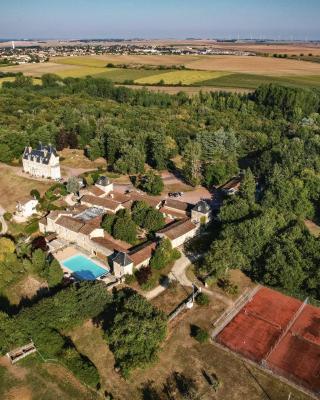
top-left (1, 75), bottom-right (320, 299)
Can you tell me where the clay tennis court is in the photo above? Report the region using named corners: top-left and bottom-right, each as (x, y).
top-left (215, 287), bottom-right (320, 394)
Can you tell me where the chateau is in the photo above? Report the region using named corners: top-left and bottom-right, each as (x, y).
top-left (22, 143), bottom-right (61, 180)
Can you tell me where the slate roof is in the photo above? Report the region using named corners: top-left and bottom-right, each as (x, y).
top-left (23, 143), bottom-right (58, 165)
top-left (193, 200), bottom-right (211, 214)
top-left (96, 176), bottom-right (110, 187)
top-left (113, 251), bottom-right (133, 266)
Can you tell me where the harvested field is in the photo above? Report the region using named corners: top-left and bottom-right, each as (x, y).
top-left (53, 54), bottom-right (320, 75)
top-left (185, 55), bottom-right (320, 75)
top-left (216, 287), bottom-right (320, 395)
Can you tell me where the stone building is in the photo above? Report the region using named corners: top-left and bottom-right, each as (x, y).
top-left (22, 143), bottom-right (61, 180)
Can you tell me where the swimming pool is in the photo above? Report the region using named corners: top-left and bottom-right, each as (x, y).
top-left (62, 254), bottom-right (109, 280)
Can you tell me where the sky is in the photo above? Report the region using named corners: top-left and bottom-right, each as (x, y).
top-left (0, 0), bottom-right (320, 40)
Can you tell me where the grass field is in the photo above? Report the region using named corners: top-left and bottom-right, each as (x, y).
top-left (0, 163), bottom-right (52, 212)
top-left (67, 299), bottom-right (312, 400)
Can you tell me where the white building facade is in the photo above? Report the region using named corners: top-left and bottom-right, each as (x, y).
top-left (22, 144), bottom-right (61, 180)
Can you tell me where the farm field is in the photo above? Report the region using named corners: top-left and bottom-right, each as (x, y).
top-left (52, 54), bottom-right (320, 75)
top-left (134, 70), bottom-right (229, 85)
top-left (1, 54), bottom-right (320, 90)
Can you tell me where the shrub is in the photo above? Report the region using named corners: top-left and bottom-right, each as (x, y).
top-left (218, 277), bottom-right (239, 295)
top-left (190, 325), bottom-right (209, 343)
top-left (124, 274), bottom-right (136, 284)
top-left (135, 266), bottom-right (152, 285)
top-left (141, 274), bottom-right (158, 291)
top-left (30, 189), bottom-right (41, 200)
top-left (196, 292), bottom-right (210, 306)
top-left (3, 212), bottom-right (12, 222)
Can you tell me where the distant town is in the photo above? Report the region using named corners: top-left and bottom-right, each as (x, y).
top-left (0, 40), bottom-right (257, 65)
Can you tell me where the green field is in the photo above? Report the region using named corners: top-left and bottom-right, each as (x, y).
top-left (134, 70), bottom-right (230, 85)
top-left (198, 73), bottom-right (320, 90)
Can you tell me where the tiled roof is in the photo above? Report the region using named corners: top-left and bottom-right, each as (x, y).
top-left (106, 191), bottom-right (131, 203)
top-left (87, 186), bottom-right (105, 197)
top-left (165, 198), bottom-right (189, 212)
top-left (221, 177), bottom-right (242, 191)
top-left (157, 218), bottom-right (196, 240)
top-left (79, 224), bottom-right (98, 235)
top-left (159, 206), bottom-right (186, 219)
top-left (91, 232), bottom-right (131, 252)
top-left (81, 195), bottom-right (120, 211)
top-left (129, 242), bottom-right (156, 266)
top-left (55, 216), bottom-right (84, 232)
top-left (128, 192), bottom-right (162, 208)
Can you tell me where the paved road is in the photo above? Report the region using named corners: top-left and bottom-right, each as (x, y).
top-left (145, 248), bottom-right (233, 309)
top-left (0, 205), bottom-right (8, 235)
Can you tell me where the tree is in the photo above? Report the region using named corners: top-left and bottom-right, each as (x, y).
top-left (30, 189), bottom-right (41, 200)
top-left (182, 141), bottom-right (202, 186)
top-left (47, 259), bottom-right (63, 288)
top-left (105, 291), bottom-right (167, 377)
top-left (150, 239), bottom-right (180, 270)
top-left (240, 168), bottom-right (256, 204)
top-left (101, 214), bottom-right (116, 234)
top-left (0, 144), bottom-right (12, 163)
top-left (139, 171), bottom-right (164, 196)
top-left (143, 208), bottom-right (165, 232)
top-left (114, 144), bottom-right (145, 175)
top-left (0, 238), bottom-right (15, 261)
top-left (131, 201), bottom-right (149, 226)
top-left (112, 210), bottom-right (137, 244)
top-left (66, 176), bottom-right (80, 194)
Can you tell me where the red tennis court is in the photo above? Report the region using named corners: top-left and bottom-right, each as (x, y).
top-left (216, 287), bottom-right (320, 394)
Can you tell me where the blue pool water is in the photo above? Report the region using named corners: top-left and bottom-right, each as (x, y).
top-left (62, 254), bottom-right (109, 280)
